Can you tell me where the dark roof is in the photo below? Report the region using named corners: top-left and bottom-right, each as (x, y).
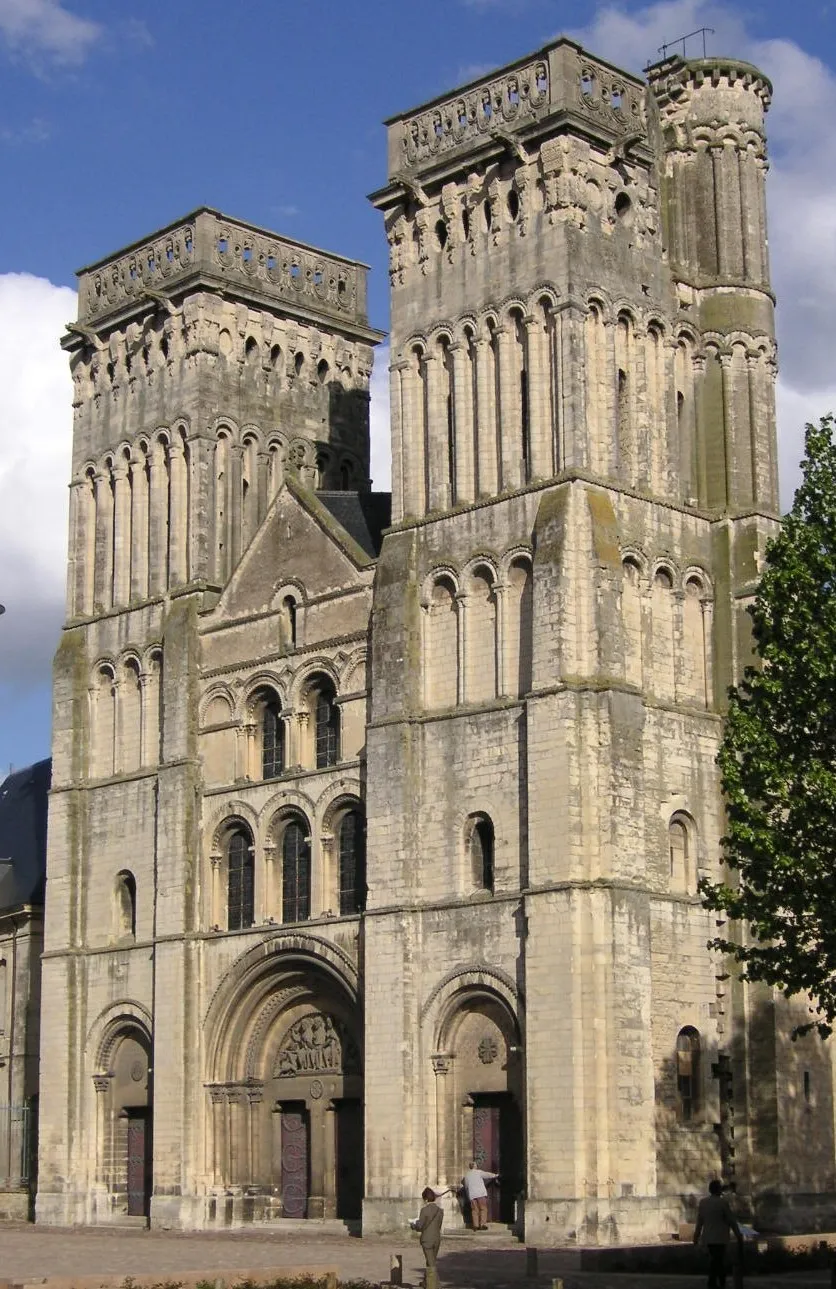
top-left (315, 491), bottom-right (392, 558)
top-left (0, 758), bottom-right (51, 911)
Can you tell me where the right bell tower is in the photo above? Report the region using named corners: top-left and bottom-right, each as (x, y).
top-left (648, 55), bottom-right (779, 512)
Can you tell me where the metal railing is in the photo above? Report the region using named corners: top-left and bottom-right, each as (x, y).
top-left (0, 1104), bottom-right (32, 1187)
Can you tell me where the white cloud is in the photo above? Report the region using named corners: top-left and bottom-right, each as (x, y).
top-left (0, 0), bottom-right (101, 65)
top-left (370, 343), bottom-right (392, 492)
top-left (0, 274), bottom-right (73, 689)
top-left (570, 1), bottom-right (836, 509)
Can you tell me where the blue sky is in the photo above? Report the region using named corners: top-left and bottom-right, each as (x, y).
top-left (2, 0), bottom-right (836, 772)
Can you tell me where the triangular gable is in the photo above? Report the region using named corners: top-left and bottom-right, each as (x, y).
top-left (213, 475), bottom-right (372, 620)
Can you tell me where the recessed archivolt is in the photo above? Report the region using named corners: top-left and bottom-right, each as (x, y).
top-left (500, 546), bottom-right (533, 578)
top-left (262, 787), bottom-right (317, 837)
top-left (318, 779), bottom-right (363, 832)
top-left (421, 964), bottom-right (521, 1048)
top-left (340, 648), bottom-right (367, 693)
top-left (271, 579), bottom-right (306, 608)
top-left (463, 558), bottom-right (498, 589)
top-left (143, 643), bottom-right (163, 668)
top-left (289, 657), bottom-right (341, 706)
top-left (206, 800), bottom-right (259, 853)
top-left (203, 933), bottom-right (360, 1082)
top-left (652, 558), bottom-right (679, 587)
top-left (420, 566), bottom-right (460, 607)
top-left (683, 565), bottom-right (712, 596)
top-left (240, 423), bottom-right (265, 449)
top-left (88, 999), bottom-right (153, 1073)
top-left (240, 673), bottom-right (286, 719)
top-left (208, 413), bottom-right (242, 444)
top-left (199, 684), bottom-right (235, 725)
top-left (91, 655), bottom-right (117, 679)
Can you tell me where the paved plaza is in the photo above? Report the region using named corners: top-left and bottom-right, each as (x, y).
top-left (0, 1225), bottom-right (828, 1289)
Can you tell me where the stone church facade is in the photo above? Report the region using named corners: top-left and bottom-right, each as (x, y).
top-left (37, 38), bottom-right (836, 1242)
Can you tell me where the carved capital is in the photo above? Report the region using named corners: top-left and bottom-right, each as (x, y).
top-left (431, 1053), bottom-right (454, 1076)
top-left (93, 1073), bottom-right (112, 1094)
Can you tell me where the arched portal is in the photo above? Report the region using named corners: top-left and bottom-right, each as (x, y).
top-left (433, 984), bottom-right (523, 1226)
top-left (93, 1019), bottom-right (152, 1218)
top-left (205, 947), bottom-right (363, 1222)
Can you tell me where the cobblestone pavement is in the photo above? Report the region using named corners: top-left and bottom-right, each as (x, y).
top-left (0, 1225), bottom-right (828, 1288)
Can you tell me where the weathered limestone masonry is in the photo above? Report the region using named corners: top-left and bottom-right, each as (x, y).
top-left (37, 39), bottom-right (836, 1243)
top-left (366, 39), bottom-right (833, 1241)
top-left (37, 208), bottom-right (384, 1227)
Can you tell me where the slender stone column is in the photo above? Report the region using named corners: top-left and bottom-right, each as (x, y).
top-left (693, 355), bottom-right (708, 507)
top-left (247, 1085), bottom-right (264, 1186)
top-left (431, 1056), bottom-right (452, 1186)
top-left (389, 359), bottom-right (407, 522)
top-left (229, 444), bottom-right (243, 571)
top-left (401, 355), bottom-right (427, 519)
top-left (65, 481), bottom-right (80, 618)
top-left (524, 314), bottom-right (550, 481)
top-left (263, 844), bottom-right (276, 922)
top-left (210, 854), bottom-right (222, 929)
top-left (746, 352), bottom-right (761, 507)
top-left (496, 327), bottom-right (520, 490)
top-left (324, 1101), bottom-right (338, 1218)
top-left (451, 342), bottom-right (475, 503)
top-left (719, 353), bottom-right (734, 509)
top-left (130, 453), bottom-right (149, 601)
top-left (82, 473), bottom-right (97, 616)
top-left (308, 1100), bottom-right (326, 1218)
top-left (552, 301), bottom-right (583, 470)
top-left (93, 1075), bottom-right (113, 1188)
top-left (456, 593), bottom-right (467, 706)
top-left (168, 440), bottom-right (188, 586)
top-left (148, 440), bottom-right (169, 595)
top-left (237, 721), bottom-right (255, 781)
top-left (93, 469), bottom-right (114, 612)
top-left (209, 1086), bottom-right (226, 1186)
top-left (474, 336), bottom-right (498, 496)
top-left (702, 599), bottom-right (715, 709)
top-left (494, 582), bottom-right (508, 697)
top-left (320, 834), bottom-right (335, 916)
top-left (424, 352), bottom-right (448, 512)
top-left (71, 477), bottom-right (96, 617)
top-left (111, 460), bottom-right (131, 606)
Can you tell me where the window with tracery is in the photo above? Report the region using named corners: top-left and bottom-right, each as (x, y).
top-left (339, 809), bottom-right (367, 915)
top-left (227, 828), bottom-right (255, 931)
top-left (282, 819), bottom-right (311, 923)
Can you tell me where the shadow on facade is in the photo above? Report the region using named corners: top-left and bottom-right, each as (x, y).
top-left (656, 983), bottom-right (836, 1235)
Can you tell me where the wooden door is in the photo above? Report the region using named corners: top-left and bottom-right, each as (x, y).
top-left (472, 1100), bottom-right (501, 1221)
top-left (472, 1095), bottom-right (520, 1224)
top-left (126, 1112), bottom-right (151, 1217)
top-left (336, 1099), bottom-right (363, 1220)
top-left (280, 1105), bottom-right (309, 1218)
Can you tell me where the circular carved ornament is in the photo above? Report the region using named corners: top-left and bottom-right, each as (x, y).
top-left (130, 1060), bottom-right (145, 1083)
top-left (478, 1036), bottom-right (499, 1065)
top-left (310, 1079), bottom-right (324, 1100)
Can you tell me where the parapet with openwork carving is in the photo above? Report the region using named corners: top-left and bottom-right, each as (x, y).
top-left (382, 38), bottom-right (647, 183)
top-left (76, 207), bottom-right (373, 333)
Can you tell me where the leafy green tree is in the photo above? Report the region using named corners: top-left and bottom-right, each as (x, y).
top-left (701, 416), bottom-right (836, 1037)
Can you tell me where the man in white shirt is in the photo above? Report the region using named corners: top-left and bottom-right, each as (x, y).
top-left (462, 1162), bottom-right (499, 1230)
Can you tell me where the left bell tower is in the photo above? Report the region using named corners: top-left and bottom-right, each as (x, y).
top-left (38, 208), bottom-right (378, 1226)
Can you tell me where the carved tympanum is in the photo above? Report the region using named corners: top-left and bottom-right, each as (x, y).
top-left (274, 1012), bottom-right (361, 1078)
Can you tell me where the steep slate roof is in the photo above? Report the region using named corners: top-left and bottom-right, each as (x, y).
top-left (315, 491), bottom-right (392, 559)
top-left (0, 759), bottom-right (51, 911)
